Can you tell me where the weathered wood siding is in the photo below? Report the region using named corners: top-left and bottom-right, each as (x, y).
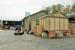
top-left (40, 12), bottom-right (68, 31)
top-left (60, 18), bottom-right (64, 30)
top-left (49, 18), bottom-right (55, 30)
top-left (31, 20), bottom-right (36, 29)
top-left (23, 17), bottom-right (30, 31)
top-left (55, 18), bottom-right (59, 30)
top-left (64, 19), bottom-right (68, 30)
top-left (23, 10), bottom-right (46, 31)
top-left (40, 17), bottom-right (68, 31)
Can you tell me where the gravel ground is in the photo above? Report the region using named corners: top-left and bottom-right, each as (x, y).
top-left (0, 30), bottom-right (75, 50)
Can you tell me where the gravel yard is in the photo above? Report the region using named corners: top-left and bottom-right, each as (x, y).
top-left (0, 30), bottom-right (75, 50)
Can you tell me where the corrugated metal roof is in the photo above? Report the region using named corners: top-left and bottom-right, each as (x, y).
top-left (0, 16), bottom-right (25, 21)
top-left (23, 10), bottom-right (45, 20)
top-left (67, 13), bottom-right (75, 18)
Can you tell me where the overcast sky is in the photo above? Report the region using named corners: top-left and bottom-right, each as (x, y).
top-left (0, 0), bottom-right (74, 21)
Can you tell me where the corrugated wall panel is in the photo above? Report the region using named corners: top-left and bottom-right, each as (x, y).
top-left (46, 17), bottom-right (50, 31)
top-left (50, 18), bottom-right (55, 30)
top-left (55, 18), bottom-right (60, 30)
top-left (31, 20), bottom-right (36, 29)
top-left (40, 17), bottom-right (68, 31)
top-left (42, 19), bottom-right (44, 26)
top-left (43, 18), bottom-right (47, 30)
top-left (43, 17), bottom-right (50, 31)
top-left (64, 19), bottom-right (68, 30)
top-left (60, 18), bottom-right (64, 30)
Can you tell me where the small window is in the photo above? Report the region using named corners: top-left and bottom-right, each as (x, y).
top-left (36, 18), bottom-right (39, 25)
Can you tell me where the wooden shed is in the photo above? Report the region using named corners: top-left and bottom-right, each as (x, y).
top-left (31, 12), bottom-right (69, 37)
top-left (40, 12), bottom-right (68, 31)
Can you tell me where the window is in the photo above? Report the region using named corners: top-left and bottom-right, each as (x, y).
top-left (36, 18), bottom-right (39, 25)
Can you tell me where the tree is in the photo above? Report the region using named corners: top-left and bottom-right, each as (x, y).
top-left (56, 4), bottom-right (63, 12)
top-left (44, 7), bottom-right (51, 14)
top-left (71, 3), bottom-right (75, 13)
top-left (51, 4), bottom-right (63, 13)
top-left (63, 5), bottom-right (71, 14)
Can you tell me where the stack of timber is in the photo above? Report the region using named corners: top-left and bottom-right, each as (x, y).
top-left (48, 31), bottom-right (56, 38)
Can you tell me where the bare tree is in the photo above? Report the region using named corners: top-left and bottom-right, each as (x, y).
top-left (71, 3), bottom-right (75, 13)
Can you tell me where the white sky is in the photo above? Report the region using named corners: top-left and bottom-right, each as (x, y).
top-left (0, 0), bottom-right (73, 21)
